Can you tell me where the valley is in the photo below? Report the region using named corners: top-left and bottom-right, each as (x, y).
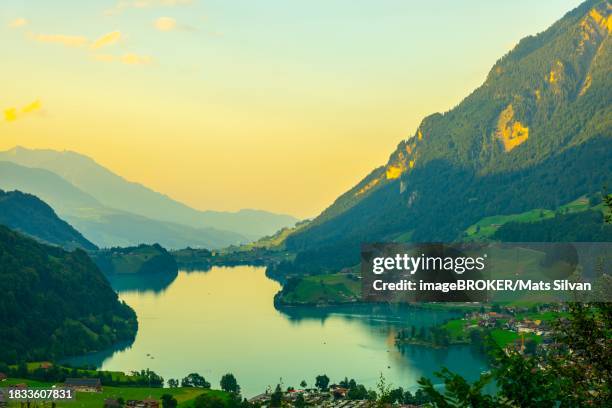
top-left (0, 1), bottom-right (610, 406)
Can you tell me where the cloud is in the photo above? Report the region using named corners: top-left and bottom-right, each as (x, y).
top-left (4, 108), bottom-right (18, 122)
top-left (3, 100), bottom-right (42, 122)
top-left (26, 28), bottom-right (150, 67)
top-left (92, 53), bottom-right (152, 65)
top-left (8, 18), bottom-right (28, 28)
top-left (121, 53), bottom-right (152, 65)
top-left (31, 33), bottom-right (88, 47)
top-left (91, 30), bottom-right (122, 49)
top-left (105, 0), bottom-right (193, 16)
top-left (154, 17), bottom-right (177, 31)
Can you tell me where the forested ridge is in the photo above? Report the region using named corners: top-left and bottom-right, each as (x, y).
top-left (0, 225), bottom-right (137, 364)
top-left (0, 189), bottom-right (97, 250)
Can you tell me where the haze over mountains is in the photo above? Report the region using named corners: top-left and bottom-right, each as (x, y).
top-left (280, 0), bottom-right (612, 273)
top-left (0, 189), bottom-right (97, 251)
top-left (0, 147), bottom-right (299, 249)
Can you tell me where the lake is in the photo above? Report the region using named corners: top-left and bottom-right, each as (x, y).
top-left (66, 266), bottom-right (490, 397)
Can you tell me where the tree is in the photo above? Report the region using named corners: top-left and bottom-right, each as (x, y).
top-left (315, 374), bottom-right (329, 391)
top-left (269, 384), bottom-right (283, 407)
top-left (524, 338), bottom-right (537, 355)
top-left (300, 380), bottom-right (307, 388)
top-left (181, 373), bottom-right (210, 388)
top-left (347, 384), bottom-right (368, 400)
top-left (294, 393), bottom-right (306, 408)
top-left (416, 303), bottom-right (612, 407)
top-left (193, 393), bottom-right (225, 408)
top-left (376, 373), bottom-right (392, 407)
top-left (604, 187), bottom-right (612, 224)
top-left (161, 394), bottom-right (177, 408)
top-left (167, 378), bottom-right (179, 388)
top-left (220, 373), bottom-right (240, 394)
top-left (388, 387), bottom-right (404, 404)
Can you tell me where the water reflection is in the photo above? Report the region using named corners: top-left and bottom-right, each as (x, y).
top-left (68, 266), bottom-right (489, 397)
top-left (106, 270), bottom-right (178, 294)
top-left (276, 303), bottom-right (461, 327)
top-left (62, 341), bottom-right (134, 369)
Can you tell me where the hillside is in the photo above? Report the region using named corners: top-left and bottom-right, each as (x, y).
top-left (0, 189), bottom-right (97, 250)
top-left (0, 225), bottom-right (137, 364)
top-left (92, 243), bottom-right (178, 275)
top-left (282, 0), bottom-right (612, 274)
top-left (0, 146), bottom-right (299, 239)
top-left (0, 161), bottom-right (247, 249)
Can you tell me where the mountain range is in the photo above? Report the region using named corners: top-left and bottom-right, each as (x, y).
top-left (279, 0), bottom-right (612, 274)
top-left (0, 147), bottom-right (299, 248)
top-left (0, 189), bottom-right (97, 250)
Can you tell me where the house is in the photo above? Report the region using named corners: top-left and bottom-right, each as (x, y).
top-left (64, 378), bottom-right (102, 392)
top-left (247, 393), bottom-right (270, 404)
top-left (331, 386), bottom-right (348, 398)
top-left (142, 398), bottom-right (160, 408)
top-left (126, 398), bottom-right (159, 408)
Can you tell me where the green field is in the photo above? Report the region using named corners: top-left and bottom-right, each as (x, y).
top-left (441, 319), bottom-right (470, 341)
top-left (490, 329), bottom-right (542, 348)
top-left (464, 196), bottom-right (596, 239)
top-left (10, 363), bottom-right (157, 385)
top-left (2, 378), bottom-right (229, 407)
top-left (108, 246), bottom-right (162, 274)
top-left (513, 310), bottom-right (568, 322)
top-left (281, 273), bottom-right (361, 304)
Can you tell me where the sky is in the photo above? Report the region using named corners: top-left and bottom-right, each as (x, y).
top-left (0, 0), bottom-right (583, 218)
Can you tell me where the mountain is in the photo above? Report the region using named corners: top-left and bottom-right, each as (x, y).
top-left (281, 0), bottom-right (612, 274)
top-left (0, 161), bottom-right (247, 249)
top-left (0, 224), bottom-right (137, 363)
top-left (0, 189), bottom-right (97, 250)
top-left (0, 146), bottom-right (299, 239)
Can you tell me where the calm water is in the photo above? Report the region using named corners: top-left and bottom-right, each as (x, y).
top-left (67, 266), bottom-right (489, 397)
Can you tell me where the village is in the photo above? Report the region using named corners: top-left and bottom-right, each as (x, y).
top-left (460, 304), bottom-right (563, 354)
top-left (247, 385), bottom-right (427, 408)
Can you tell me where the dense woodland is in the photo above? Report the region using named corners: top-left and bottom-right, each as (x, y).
top-left (0, 225), bottom-right (137, 364)
top-left (493, 209), bottom-right (612, 242)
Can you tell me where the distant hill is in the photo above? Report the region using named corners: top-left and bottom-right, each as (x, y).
top-left (0, 161), bottom-right (247, 249)
top-left (0, 189), bottom-right (97, 250)
top-left (92, 243), bottom-right (178, 275)
top-left (0, 225), bottom-right (137, 363)
top-left (280, 0), bottom-right (612, 274)
top-left (0, 146), bottom-right (299, 239)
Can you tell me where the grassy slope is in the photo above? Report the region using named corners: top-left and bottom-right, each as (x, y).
top-left (464, 196), bottom-right (600, 239)
top-left (2, 378), bottom-right (228, 407)
top-left (109, 246), bottom-right (161, 274)
top-left (489, 329), bottom-right (542, 348)
top-left (282, 274), bottom-right (361, 304)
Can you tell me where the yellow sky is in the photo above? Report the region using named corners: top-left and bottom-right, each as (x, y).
top-left (0, 0), bottom-right (581, 218)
